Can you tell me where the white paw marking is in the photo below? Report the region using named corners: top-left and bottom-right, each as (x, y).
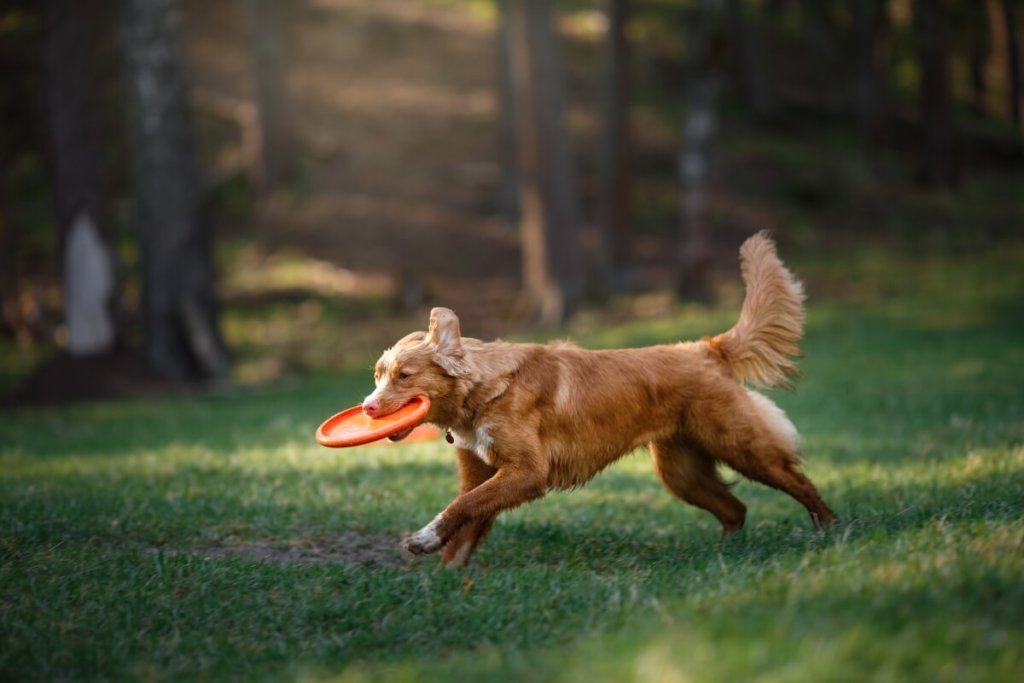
top-left (405, 514), bottom-right (444, 554)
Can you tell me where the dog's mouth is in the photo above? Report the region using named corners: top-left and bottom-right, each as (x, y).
top-left (387, 425), bottom-right (417, 442)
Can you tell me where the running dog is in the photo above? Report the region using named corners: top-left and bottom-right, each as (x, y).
top-left (361, 232), bottom-right (837, 567)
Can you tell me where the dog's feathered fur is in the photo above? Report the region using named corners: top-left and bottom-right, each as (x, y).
top-left (363, 232), bottom-right (837, 567)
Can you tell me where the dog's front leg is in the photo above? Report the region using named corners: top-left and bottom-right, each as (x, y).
top-left (403, 464), bottom-right (547, 556)
top-left (441, 449), bottom-right (497, 568)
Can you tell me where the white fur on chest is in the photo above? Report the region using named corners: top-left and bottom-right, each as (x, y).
top-left (451, 424), bottom-right (494, 465)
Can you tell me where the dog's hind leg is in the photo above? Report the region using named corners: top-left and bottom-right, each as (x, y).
top-left (726, 450), bottom-right (836, 528)
top-left (650, 435), bottom-right (747, 534)
top-left (689, 391), bottom-right (837, 528)
top-left (441, 449), bottom-right (497, 568)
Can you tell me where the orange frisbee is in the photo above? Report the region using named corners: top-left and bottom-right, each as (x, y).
top-left (316, 396), bottom-right (431, 447)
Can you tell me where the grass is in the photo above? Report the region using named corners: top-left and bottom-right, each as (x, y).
top-left (2, 242), bottom-right (1024, 682)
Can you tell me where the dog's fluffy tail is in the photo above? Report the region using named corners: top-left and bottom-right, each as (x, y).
top-left (709, 231), bottom-right (805, 389)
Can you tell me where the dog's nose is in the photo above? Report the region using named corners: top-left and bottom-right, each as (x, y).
top-left (362, 399), bottom-right (381, 417)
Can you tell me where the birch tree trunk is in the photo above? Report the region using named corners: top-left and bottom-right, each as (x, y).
top-left (43, 0), bottom-right (117, 356)
top-left (121, 0), bottom-right (229, 380)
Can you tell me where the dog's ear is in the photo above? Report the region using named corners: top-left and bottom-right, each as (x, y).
top-left (427, 307), bottom-right (468, 376)
top-left (427, 307), bottom-right (461, 349)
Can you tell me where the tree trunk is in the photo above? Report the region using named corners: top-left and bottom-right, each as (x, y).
top-left (725, 0), bottom-right (774, 116)
top-left (851, 0), bottom-right (890, 135)
top-left (495, 0), bottom-right (519, 226)
top-left (0, 155), bottom-right (15, 339)
top-left (914, 0), bottom-right (959, 187)
top-left (242, 0), bottom-right (293, 192)
top-left (43, 0), bottom-right (117, 356)
top-left (597, 0), bottom-right (633, 294)
top-left (967, 0), bottom-right (992, 115)
top-left (677, 0), bottom-right (726, 302)
top-left (121, 0), bottom-right (229, 380)
top-left (507, 0), bottom-right (583, 326)
top-left (999, 0), bottom-right (1023, 131)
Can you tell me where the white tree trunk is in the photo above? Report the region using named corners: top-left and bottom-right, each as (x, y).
top-left (64, 211), bottom-right (115, 355)
top-left (43, 0), bottom-right (118, 357)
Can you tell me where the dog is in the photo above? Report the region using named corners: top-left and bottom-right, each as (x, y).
top-left (362, 232), bottom-right (837, 567)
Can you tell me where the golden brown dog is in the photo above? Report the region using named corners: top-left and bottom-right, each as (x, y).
top-left (362, 232), bottom-right (837, 567)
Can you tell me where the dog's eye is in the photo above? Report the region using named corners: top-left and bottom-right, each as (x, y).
top-left (397, 372), bottom-right (410, 381)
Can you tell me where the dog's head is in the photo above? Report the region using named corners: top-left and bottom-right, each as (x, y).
top-left (362, 307), bottom-right (472, 427)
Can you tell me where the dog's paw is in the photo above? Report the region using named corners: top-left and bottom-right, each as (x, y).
top-left (401, 517), bottom-right (445, 555)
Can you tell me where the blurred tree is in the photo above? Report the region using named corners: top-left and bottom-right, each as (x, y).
top-left (597, 0), bottom-right (633, 293)
top-left (242, 0), bottom-right (293, 192)
top-left (121, 0), bottom-right (229, 380)
top-left (677, 0), bottom-right (727, 302)
top-left (0, 155), bottom-right (12, 339)
top-left (496, 0), bottom-right (519, 226)
top-left (914, 0), bottom-right (959, 186)
top-left (999, 0), bottom-right (1023, 131)
top-left (965, 0), bottom-right (993, 114)
top-left (725, 0), bottom-right (775, 116)
top-left (507, 0), bottom-right (583, 326)
top-left (850, 0), bottom-right (890, 135)
top-left (42, 0), bottom-right (117, 356)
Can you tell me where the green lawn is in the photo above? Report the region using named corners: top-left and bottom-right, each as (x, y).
top-left (2, 243), bottom-right (1023, 682)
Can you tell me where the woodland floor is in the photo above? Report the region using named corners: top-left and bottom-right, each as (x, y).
top-left (186, 0), bottom-right (525, 333)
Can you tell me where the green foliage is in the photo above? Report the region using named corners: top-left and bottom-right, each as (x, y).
top-left (3, 242), bottom-right (1023, 681)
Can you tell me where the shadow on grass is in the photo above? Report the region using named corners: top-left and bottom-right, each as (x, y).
top-left (5, 453), bottom-right (1021, 573)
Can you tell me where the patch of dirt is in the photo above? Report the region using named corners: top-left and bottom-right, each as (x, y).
top-left (199, 532), bottom-right (414, 569)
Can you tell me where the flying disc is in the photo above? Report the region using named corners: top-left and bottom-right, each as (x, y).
top-left (316, 396), bottom-right (431, 448)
